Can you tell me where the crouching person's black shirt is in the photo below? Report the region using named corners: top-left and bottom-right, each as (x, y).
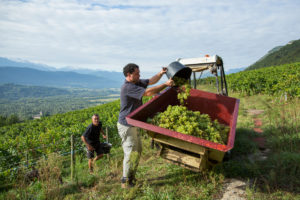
top-left (82, 122), bottom-right (102, 146)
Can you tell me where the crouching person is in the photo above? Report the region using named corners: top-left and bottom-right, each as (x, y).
top-left (81, 114), bottom-right (106, 173)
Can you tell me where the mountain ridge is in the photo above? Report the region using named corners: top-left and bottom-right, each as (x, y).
top-left (0, 66), bottom-right (122, 89)
top-left (246, 39), bottom-right (300, 70)
top-left (0, 56), bottom-right (124, 82)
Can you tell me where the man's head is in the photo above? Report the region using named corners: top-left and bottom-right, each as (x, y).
top-left (92, 114), bottom-right (99, 126)
top-left (123, 63), bottom-right (140, 83)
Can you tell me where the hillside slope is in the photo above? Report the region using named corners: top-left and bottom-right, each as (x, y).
top-left (246, 39), bottom-right (300, 70)
top-left (1, 91), bottom-right (299, 199)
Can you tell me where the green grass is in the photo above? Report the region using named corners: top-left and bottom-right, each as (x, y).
top-left (1, 85), bottom-right (300, 199)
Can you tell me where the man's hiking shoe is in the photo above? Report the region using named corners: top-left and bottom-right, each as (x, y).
top-left (121, 182), bottom-right (135, 189)
top-left (89, 168), bottom-right (94, 174)
top-left (121, 177), bottom-right (135, 189)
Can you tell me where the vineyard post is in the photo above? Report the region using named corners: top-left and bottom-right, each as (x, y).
top-left (26, 151), bottom-right (28, 167)
top-left (26, 135), bottom-right (29, 167)
top-left (285, 92), bottom-right (287, 101)
top-left (106, 127), bottom-right (110, 160)
top-left (71, 134), bottom-right (75, 181)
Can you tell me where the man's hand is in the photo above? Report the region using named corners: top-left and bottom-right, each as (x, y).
top-left (102, 134), bottom-right (107, 139)
top-left (165, 78), bottom-right (174, 87)
top-left (159, 67), bottom-right (168, 76)
top-left (87, 145), bottom-right (95, 151)
top-left (82, 135), bottom-right (94, 151)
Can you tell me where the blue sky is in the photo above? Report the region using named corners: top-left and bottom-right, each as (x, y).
top-left (0, 0), bottom-right (300, 73)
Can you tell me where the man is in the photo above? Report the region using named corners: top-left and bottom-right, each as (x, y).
top-left (117, 63), bottom-right (174, 188)
top-left (81, 114), bottom-right (107, 173)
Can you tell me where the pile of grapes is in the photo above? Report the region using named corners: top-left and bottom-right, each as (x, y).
top-left (147, 77), bottom-right (229, 145)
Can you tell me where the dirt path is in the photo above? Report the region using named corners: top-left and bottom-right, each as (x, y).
top-left (248, 109), bottom-right (265, 149)
top-left (220, 109), bottom-right (266, 200)
top-left (248, 109), bottom-right (264, 133)
top-left (220, 179), bottom-right (247, 200)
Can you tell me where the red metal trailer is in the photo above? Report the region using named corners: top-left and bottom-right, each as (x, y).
top-left (126, 87), bottom-right (239, 171)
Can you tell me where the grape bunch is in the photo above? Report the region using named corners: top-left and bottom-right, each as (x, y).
top-left (173, 77), bottom-right (191, 105)
top-left (147, 76), bottom-right (229, 145)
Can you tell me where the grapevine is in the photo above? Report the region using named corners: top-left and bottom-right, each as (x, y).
top-left (0, 100), bottom-right (121, 183)
top-left (201, 62), bottom-right (300, 98)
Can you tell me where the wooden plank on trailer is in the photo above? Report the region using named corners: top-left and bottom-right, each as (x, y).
top-left (199, 151), bottom-right (208, 171)
top-left (163, 159), bottom-right (201, 172)
top-left (149, 131), bottom-right (207, 155)
top-left (208, 149), bottom-right (225, 163)
top-left (160, 146), bottom-right (201, 168)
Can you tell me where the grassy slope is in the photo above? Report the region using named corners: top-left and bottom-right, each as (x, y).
top-left (1, 85), bottom-right (300, 200)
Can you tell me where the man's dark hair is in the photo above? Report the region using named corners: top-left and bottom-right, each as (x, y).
top-left (123, 63), bottom-right (139, 77)
top-left (92, 114), bottom-right (99, 118)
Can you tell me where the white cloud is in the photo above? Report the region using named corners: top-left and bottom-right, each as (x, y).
top-left (0, 0), bottom-right (300, 72)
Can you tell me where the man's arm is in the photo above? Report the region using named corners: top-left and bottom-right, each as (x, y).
top-left (81, 136), bottom-right (94, 151)
top-left (148, 68), bottom-right (167, 85)
top-left (143, 79), bottom-right (174, 96)
top-left (100, 129), bottom-right (107, 139)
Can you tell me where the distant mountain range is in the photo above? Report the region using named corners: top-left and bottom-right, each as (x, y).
top-left (0, 66), bottom-right (122, 89)
top-left (0, 57), bottom-right (123, 89)
top-left (0, 56), bottom-right (250, 87)
top-left (0, 57), bottom-right (55, 71)
top-left (246, 39), bottom-right (300, 70)
top-left (2, 37), bottom-right (299, 89)
top-left (225, 67), bottom-right (246, 74)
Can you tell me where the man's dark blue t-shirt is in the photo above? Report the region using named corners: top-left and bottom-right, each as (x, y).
top-left (118, 79), bottom-right (149, 126)
top-left (82, 122), bottom-right (102, 146)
